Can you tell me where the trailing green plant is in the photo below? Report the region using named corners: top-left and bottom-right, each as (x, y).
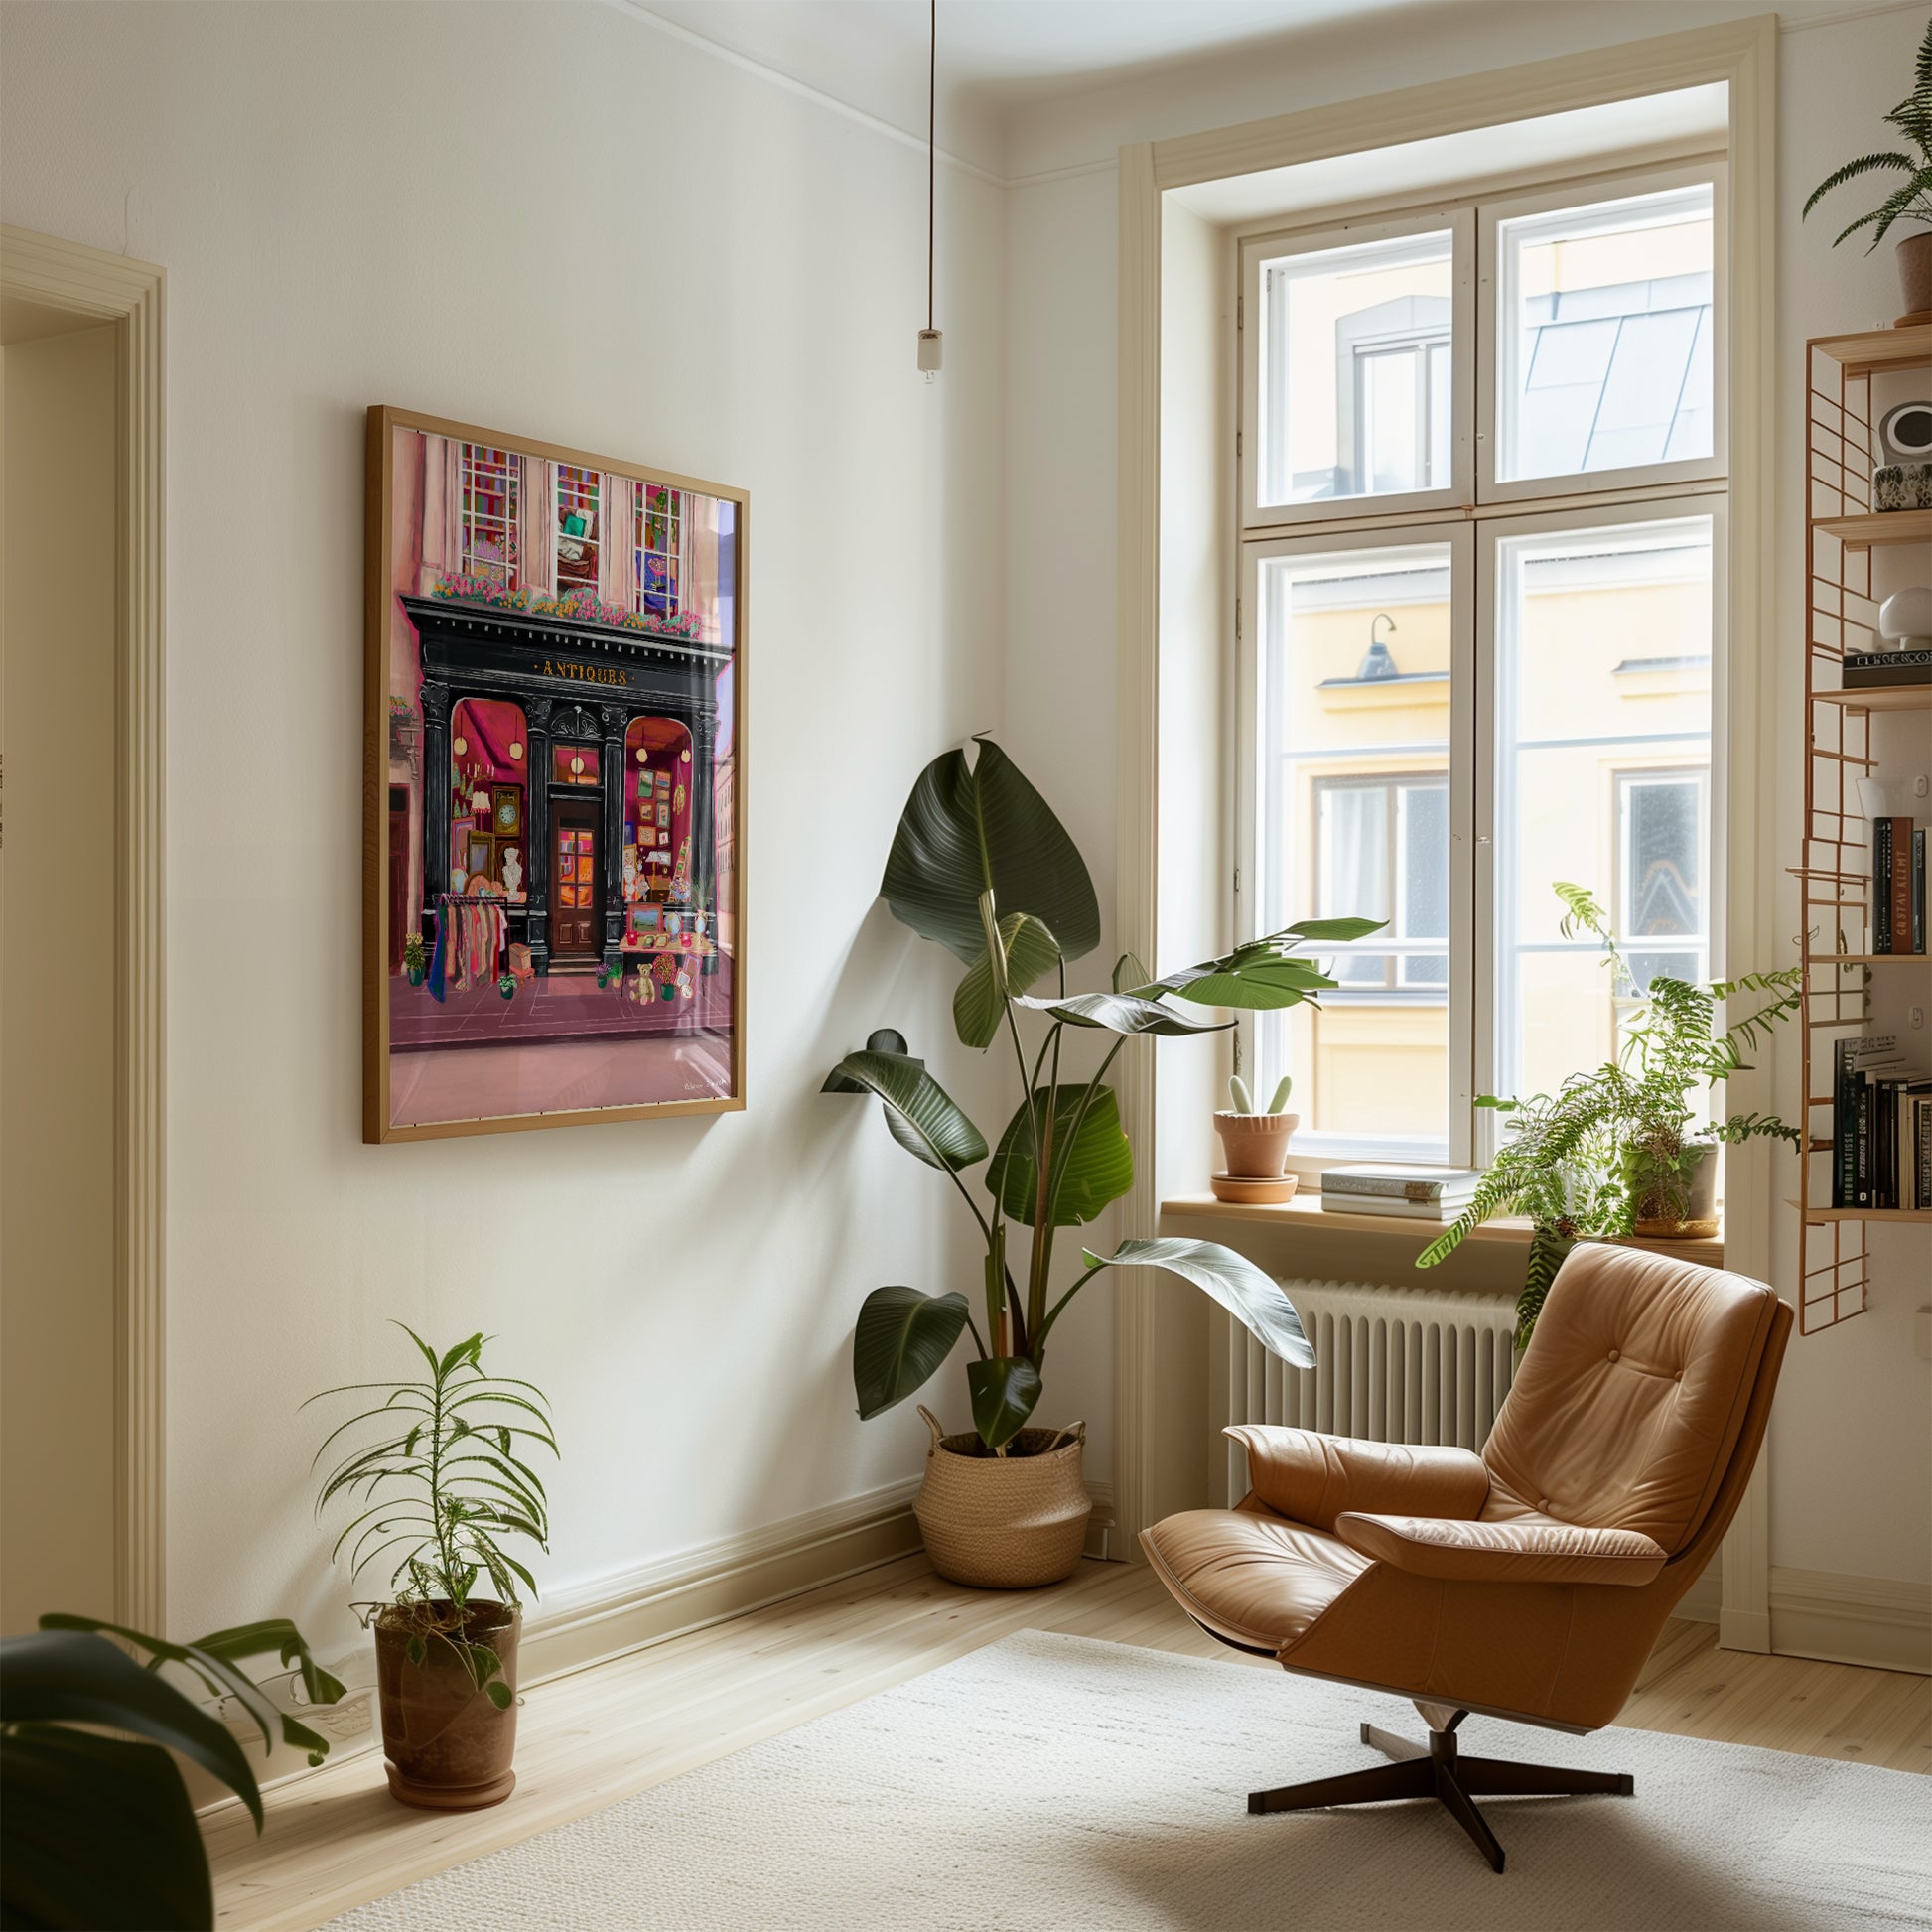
top-left (1416, 882), bottom-right (1801, 1347)
top-left (0, 1612), bottom-right (344, 1930)
top-left (1228, 1073), bottom-right (1294, 1115)
top-left (1802, 16), bottom-right (1932, 251)
top-left (828, 736), bottom-right (1384, 1452)
top-left (307, 1327), bottom-right (558, 1705)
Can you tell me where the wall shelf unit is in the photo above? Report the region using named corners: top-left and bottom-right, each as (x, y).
top-left (1792, 324), bottom-right (1932, 1335)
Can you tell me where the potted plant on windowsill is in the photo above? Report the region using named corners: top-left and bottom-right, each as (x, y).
top-left (1213, 1074), bottom-right (1300, 1200)
top-left (308, 1327), bottom-right (557, 1811)
top-left (825, 737), bottom-right (1379, 1587)
top-left (1414, 883), bottom-right (1800, 1349)
top-left (1802, 17), bottom-right (1932, 320)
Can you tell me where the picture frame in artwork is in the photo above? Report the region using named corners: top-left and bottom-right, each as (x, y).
top-left (363, 405), bottom-right (747, 1142)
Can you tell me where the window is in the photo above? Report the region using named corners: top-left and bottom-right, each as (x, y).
top-left (555, 465), bottom-right (601, 595)
top-left (1238, 160), bottom-right (1725, 1163)
top-left (637, 483), bottom-right (682, 619)
top-left (460, 444), bottom-right (518, 586)
top-left (1248, 216), bottom-right (1471, 522)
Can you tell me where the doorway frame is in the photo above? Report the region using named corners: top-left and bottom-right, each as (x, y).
top-left (2, 225), bottom-right (167, 1631)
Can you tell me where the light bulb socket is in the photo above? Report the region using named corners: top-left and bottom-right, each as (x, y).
top-left (917, 328), bottom-right (943, 375)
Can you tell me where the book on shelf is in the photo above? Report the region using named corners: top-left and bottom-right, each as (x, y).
top-left (1318, 1165), bottom-right (1481, 1202)
top-left (1831, 1033), bottom-right (1931, 1210)
top-left (1842, 647), bottom-right (1932, 690)
top-left (1869, 815), bottom-right (1926, 954)
top-left (1318, 1190), bottom-right (1473, 1221)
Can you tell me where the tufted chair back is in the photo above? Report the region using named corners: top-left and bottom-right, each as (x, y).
top-left (1478, 1244), bottom-right (1781, 1558)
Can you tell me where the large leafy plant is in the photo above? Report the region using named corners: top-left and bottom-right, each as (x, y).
top-left (0, 1612), bottom-right (343, 1930)
top-left (308, 1327), bottom-right (558, 1705)
top-left (828, 737), bottom-right (1381, 1451)
top-left (1417, 882), bottom-right (1800, 1345)
top-left (1802, 17), bottom-right (1932, 251)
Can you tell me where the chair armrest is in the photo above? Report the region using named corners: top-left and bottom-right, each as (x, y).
top-left (1335, 1513), bottom-right (1669, 1587)
top-left (1225, 1426), bottom-right (1489, 1532)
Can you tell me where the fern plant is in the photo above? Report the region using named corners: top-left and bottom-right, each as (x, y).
top-left (1802, 16), bottom-right (1932, 251)
top-left (307, 1327), bottom-right (558, 1705)
top-left (1417, 883), bottom-right (1801, 1347)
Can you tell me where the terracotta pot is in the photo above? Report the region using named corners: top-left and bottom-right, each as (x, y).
top-left (913, 1407), bottom-right (1090, 1588)
top-left (373, 1601), bottom-right (521, 1810)
top-left (1898, 229), bottom-right (1932, 320)
top-left (1625, 1141), bottom-right (1719, 1239)
top-left (1212, 1110), bottom-right (1299, 1178)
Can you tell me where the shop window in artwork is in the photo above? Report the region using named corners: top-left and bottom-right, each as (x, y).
top-left (637, 483), bottom-right (682, 619)
top-left (460, 444), bottom-right (518, 586)
top-left (556, 465), bottom-right (600, 594)
top-left (449, 698), bottom-right (527, 898)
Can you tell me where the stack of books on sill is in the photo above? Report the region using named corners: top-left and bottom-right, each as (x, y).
top-left (1320, 1166), bottom-right (1482, 1221)
top-left (1832, 1035), bottom-right (1932, 1211)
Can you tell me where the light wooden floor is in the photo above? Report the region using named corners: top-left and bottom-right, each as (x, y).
top-left (206, 1554), bottom-right (1931, 1932)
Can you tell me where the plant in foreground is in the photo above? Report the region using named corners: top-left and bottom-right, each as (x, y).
top-left (307, 1326), bottom-right (558, 1700)
top-left (828, 736), bottom-right (1384, 1451)
top-left (1416, 882), bottom-right (1800, 1346)
top-left (0, 1613), bottom-right (343, 1930)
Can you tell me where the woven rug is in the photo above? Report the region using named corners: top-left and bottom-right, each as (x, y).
top-left (328, 1630), bottom-right (1931, 1930)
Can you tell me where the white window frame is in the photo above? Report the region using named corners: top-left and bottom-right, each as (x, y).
top-left (1235, 158), bottom-right (1728, 1171)
top-left (1478, 160), bottom-right (1728, 505)
top-left (1472, 491), bottom-right (1726, 1156)
top-left (1241, 207), bottom-right (1476, 531)
top-left (1236, 520), bottom-right (1476, 1166)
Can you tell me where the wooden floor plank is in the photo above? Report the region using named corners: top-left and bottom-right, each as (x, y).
top-left (207, 1556), bottom-right (1930, 1932)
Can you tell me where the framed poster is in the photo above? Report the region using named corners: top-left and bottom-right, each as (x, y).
top-left (364, 406), bottom-right (747, 1141)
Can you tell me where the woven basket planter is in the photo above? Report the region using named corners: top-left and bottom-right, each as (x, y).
top-left (913, 1407), bottom-right (1091, 1588)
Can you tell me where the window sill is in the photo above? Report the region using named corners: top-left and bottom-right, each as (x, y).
top-left (1162, 1192), bottom-right (1725, 1268)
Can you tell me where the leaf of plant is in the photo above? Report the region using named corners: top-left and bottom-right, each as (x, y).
top-left (821, 1029), bottom-right (916, 1092)
top-left (826, 1049), bottom-right (988, 1172)
top-left (953, 912), bottom-right (1062, 1049)
top-left (484, 1680), bottom-right (514, 1710)
top-left (0, 1726), bottom-right (211, 1930)
top-left (881, 738), bottom-right (1099, 965)
top-left (1284, 916), bottom-right (1387, 944)
top-left (0, 1630), bottom-right (264, 1828)
top-left (986, 1085), bottom-right (1132, 1227)
top-left (1082, 1237), bottom-right (1314, 1369)
top-left (1153, 935), bottom-right (1348, 1011)
top-left (1112, 951), bottom-right (1150, 994)
top-left (853, 1286), bottom-right (969, 1419)
top-left (967, 1356), bottom-right (1043, 1450)
top-left (1014, 991), bottom-right (1230, 1036)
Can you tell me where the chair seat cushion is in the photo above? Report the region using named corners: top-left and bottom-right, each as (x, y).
top-left (1140, 1506), bottom-right (1370, 1653)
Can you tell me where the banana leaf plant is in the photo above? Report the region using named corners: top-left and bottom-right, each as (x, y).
top-left (0, 1613), bottom-right (345, 1930)
top-left (825, 737), bottom-right (1383, 1452)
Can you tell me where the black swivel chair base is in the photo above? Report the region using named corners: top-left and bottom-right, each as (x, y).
top-left (1247, 1708), bottom-right (1635, 1873)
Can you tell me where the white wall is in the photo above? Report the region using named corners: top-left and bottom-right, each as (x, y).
top-left (0, 0), bottom-right (1011, 1651)
top-left (1001, 3), bottom-right (1931, 1590)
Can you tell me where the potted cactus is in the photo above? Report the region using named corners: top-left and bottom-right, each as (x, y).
top-left (1213, 1073), bottom-right (1300, 1189)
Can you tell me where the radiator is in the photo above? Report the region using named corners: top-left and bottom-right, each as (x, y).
top-left (1225, 1278), bottom-right (1518, 1507)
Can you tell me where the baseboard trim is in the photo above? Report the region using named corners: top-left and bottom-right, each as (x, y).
top-left (1676, 1570), bottom-right (1722, 1625)
top-left (1770, 1566), bottom-right (1932, 1676)
top-left (203, 1471), bottom-right (1121, 1810)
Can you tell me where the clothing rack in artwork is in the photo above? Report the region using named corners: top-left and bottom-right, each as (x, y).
top-left (428, 893), bottom-right (511, 1000)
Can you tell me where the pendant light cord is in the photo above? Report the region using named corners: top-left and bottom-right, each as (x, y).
top-left (926, 0), bottom-right (935, 333)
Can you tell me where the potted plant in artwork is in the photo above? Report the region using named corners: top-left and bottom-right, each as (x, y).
top-left (402, 929), bottom-right (427, 987)
top-left (1415, 883), bottom-right (1801, 1349)
top-left (1802, 17), bottom-right (1932, 318)
top-left (308, 1328), bottom-right (557, 1810)
top-left (825, 737), bottom-right (1379, 1588)
top-left (1212, 1073), bottom-right (1300, 1201)
top-left (0, 1610), bottom-right (343, 1929)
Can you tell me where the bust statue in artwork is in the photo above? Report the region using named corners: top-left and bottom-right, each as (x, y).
top-left (502, 847), bottom-right (523, 900)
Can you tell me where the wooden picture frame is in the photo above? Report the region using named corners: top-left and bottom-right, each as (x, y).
top-left (363, 405), bottom-right (748, 1142)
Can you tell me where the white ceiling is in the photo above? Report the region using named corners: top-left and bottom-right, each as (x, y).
top-left (628, 0), bottom-right (1445, 167)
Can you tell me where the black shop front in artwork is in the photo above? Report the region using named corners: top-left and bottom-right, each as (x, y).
top-left (401, 594), bottom-right (722, 984)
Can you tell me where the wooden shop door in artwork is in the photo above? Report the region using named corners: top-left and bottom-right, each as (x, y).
top-left (552, 803), bottom-right (600, 959)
